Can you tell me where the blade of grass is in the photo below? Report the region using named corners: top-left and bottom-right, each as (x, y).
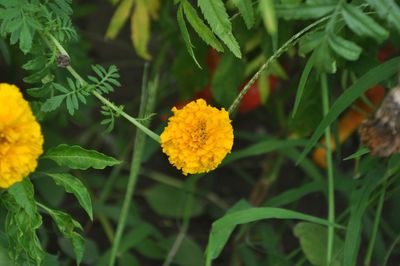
top-left (383, 232), bottom-right (400, 266)
top-left (364, 172), bottom-right (389, 266)
top-left (292, 53), bottom-right (315, 118)
top-left (223, 138), bottom-right (308, 165)
top-left (108, 68), bottom-right (158, 266)
top-left (342, 166), bottom-right (384, 266)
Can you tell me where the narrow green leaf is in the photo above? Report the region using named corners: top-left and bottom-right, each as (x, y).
top-left (292, 54), bottom-right (314, 118)
top-left (105, 0), bottom-right (134, 39)
top-left (45, 173), bottom-right (93, 220)
top-left (131, 0), bottom-right (152, 60)
top-left (265, 181), bottom-right (324, 207)
top-left (343, 147), bottom-right (369, 161)
top-left (232, 0), bottom-right (255, 29)
top-left (8, 179), bottom-right (37, 218)
top-left (297, 57), bottom-right (400, 164)
top-left (294, 222), bottom-right (344, 266)
top-left (42, 144), bottom-right (121, 170)
top-left (177, 4), bottom-right (201, 68)
top-left (259, 0), bottom-right (277, 34)
top-left (366, 0), bottom-right (400, 33)
top-left (206, 207), bottom-right (344, 265)
top-left (328, 34), bottom-right (362, 61)
top-left (182, 0), bottom-right (224, 52)
top-left (198, 0), bottom-right (242, 58)
top-left (342, 3), bottom-right (388, 42)
top-left (223, 139), bottom-right (308, 165)
top-left (276, 3), bottom-right (335, 20)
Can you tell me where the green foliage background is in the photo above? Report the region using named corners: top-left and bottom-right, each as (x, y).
top-left (1, 0), bottom-right (400, 265)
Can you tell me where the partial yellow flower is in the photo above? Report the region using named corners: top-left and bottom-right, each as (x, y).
top-left (160, 99), bottom-right (234, 175)
top-left (0, 83), bottom-right (44, 188)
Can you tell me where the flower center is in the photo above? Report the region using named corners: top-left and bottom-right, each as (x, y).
top-left (190, 120), bottom-right (208, 148)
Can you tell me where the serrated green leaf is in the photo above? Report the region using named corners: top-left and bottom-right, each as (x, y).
top-left (70, 233), bottom-right (85, 266)
top-left (105, 0), bottom-right (134, 39)
top-left (45, 172), bottom-right (93, 220)
top-left (232, 0), bottom-right (255, 29)
top-left (328, 34), bottom-right (362, 61)
top-left (41, 95), bottom-right (66, 112)
top-left (42, 144), bottom-right (121, 170)
top-left (276, 3), bottom-right (335, 20)
top-left (182, 0), bottom-right (224, 52)
top-left (8, 179), bottom-right (37, 218)
top-left (3, 196), bottom-right (44, 265)
top-left (297, 57), bottom-right (400, 164)
top-left (39, 204), bottom-right (85, 265)
top-left (342, 3), bottom-right (388, 42)
top-left (198, 0), bottom-right (242, 58)
top-left (294, 222), bottom-right (343, 266)
top-left (177, 4), bottom-right (201, 68)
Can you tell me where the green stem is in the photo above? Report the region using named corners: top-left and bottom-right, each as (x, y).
top-left (227, 15), bottom-right (330, 114)
top-left (321, 73), bottom-right (335, 265)
top-left (107, 69), bottom-right (156, 266)
top-left (364, 174), bottom-right (388, 266)
top-left (47, 34), bottom-right (160, 143)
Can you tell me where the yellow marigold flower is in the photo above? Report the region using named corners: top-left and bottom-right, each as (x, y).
top-left (0, 83), bottom-right (44, 188)
top-left (160, 99), bottom-right (234, 175)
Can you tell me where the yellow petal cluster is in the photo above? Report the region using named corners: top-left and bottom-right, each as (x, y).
top-left (0, 83), bottom-right (44, 188)
top-left (160, 99), bottom-right (233, 175)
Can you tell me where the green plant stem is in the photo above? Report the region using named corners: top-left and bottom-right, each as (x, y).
top-left (364, 175), bottom-right (388, 266)
top-left (321, 73), bottom-right (335, 265)
top-left (162, 175), bottom-right (200, 266)
top-left (107, 69), bottom-right (156, 266)
top-left (227, 15), bottom-right (330, 114)
top-left (47, 34), bottom-right (160, 143)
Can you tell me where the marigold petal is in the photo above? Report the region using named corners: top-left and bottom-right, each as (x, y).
top-left (160, 99), bottom-right (233, 175)
top-left (0, 83), bottom-right (44, 188)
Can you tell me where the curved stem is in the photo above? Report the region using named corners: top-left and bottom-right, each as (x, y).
top-left (228, 15), bottom-right (330, 114)
top-left (47, 34), bottom-right (160, 143)
top-left (321, 73), bottom-right (335, 265)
